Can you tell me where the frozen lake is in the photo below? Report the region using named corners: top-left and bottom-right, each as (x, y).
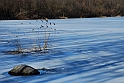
top-left (0, 17), bottom-right (124, 83)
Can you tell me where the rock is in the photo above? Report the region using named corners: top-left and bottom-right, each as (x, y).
top-left (8, 64), bottom-right (40, 76)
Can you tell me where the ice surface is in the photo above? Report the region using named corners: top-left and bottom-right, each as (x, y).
top-left (0, 17), bottom-right (124, 83)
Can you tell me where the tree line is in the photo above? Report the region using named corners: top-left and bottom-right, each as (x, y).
top-left (0, 0), bottom-right (124, 19)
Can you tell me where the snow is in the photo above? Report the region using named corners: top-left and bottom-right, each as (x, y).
top-left (0, 17), bottom-right (124, 83)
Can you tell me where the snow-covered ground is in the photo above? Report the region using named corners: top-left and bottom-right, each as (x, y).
top-left (0, 17), bottom-right (124, 83)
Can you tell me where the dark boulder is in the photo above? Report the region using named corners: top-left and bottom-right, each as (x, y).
top-left (8, 64), bottom-right (40, 76)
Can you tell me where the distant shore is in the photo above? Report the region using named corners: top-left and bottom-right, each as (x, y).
top-left (0, 0), bottom-right (124, 20)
